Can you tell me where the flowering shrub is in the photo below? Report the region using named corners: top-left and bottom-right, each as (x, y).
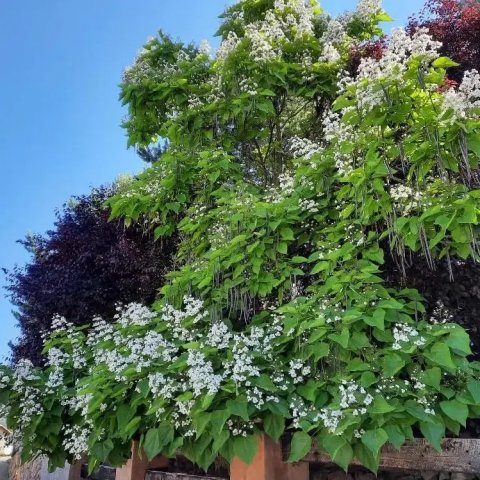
top-left (4, 0), bottom-right (480, 475)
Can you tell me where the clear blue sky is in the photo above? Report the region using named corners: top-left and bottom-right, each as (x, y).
top-left (0, 0), bottom-right (425, 360)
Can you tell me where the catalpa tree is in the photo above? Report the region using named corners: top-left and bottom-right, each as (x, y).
top-left (3, 0), bottom-right (480, 474)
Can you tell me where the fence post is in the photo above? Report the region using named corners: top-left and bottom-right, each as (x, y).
top-left (115, 442), bottom-right (168, 480)
top-left (230, 435), bottom-right (309, 480)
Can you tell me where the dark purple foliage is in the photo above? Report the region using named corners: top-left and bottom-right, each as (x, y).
top-left (3, 186), bottom-right (176, 365)
top-left (409, 0), bottom-right (480, 82)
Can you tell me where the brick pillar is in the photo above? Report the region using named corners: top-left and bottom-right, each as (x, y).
top-left (230, 435), bottom-right (309, 480)
top-left (115, 442), bottom-right (168, 480)
top-left (68, 456), bottom-right (87, 480)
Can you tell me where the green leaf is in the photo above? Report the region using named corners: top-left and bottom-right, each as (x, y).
top-left (288, 431), bottom-right (312, 463)
top-left (264, 413), bottom-right (285, 441)
top-left (329, 327), bottom-right (350, 349)
top-left (384, 425), bottom-right (405, 450)
top-left (233, 435), bottom-right (258, 464)
top-left (143, 425), bottom-right (174, 461)
top-left (254, 374), bottom-right (277, 392)
top-left (467, 380), bottom-right (480, 404)
top-left (193, 412), bottom-right (212, 439)
top-left (370, 396), bottom-right (395, 414)
top-left (360, 371), bottom-right (377, 388)
top-left (292, 256), bottom-right (308, 264)
top-left (90, 439), bottom-right (114, 462)
top-left (382, 353), bottom-right (405, 377)
top-left (116, 404), bottom-right (136, 432)
top-left (364, 308), bottom-right (385, 330)
top-left (227, 397), bottom-right (250, 421)
top-left (311, 261), bottom-right (329, 274)
top-left (354, 443), bottom-right (379, 474)
top-left (307, 342), bottom-right (330, 362)
top-left (405, 401), bottom-right (432, 422)
top-left (433, 56), bottom-right (460, 68)
top-left (424, 343), bottom-right (456, 370)
top-left (421, 367), bottom-right (442, 390)
top-left (280, 227), bottom-right (295, 241)
top-left (211, 409), bottom-right (230, 435)
top-left (420, 421), bottom-right (445, 452)
top-left (297, 379), bottom-right (319, 401)
top-left (440, 400), bottom-right (469, 427)
top-left (362, 429), bottom-right (388, 456)
top-left (277, 242), bottom-right (288, 254)
top-left (322, 435), bottom-right (353, 472)
top-left (212, 430), bottom-right (230, 454)
top-left (445, 328), bottom-right (472, 355)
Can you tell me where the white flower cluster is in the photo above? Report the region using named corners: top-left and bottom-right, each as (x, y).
top-left (315, 408), bottom-right (343, 433)
top-left (239, 78), bottom-right (258, 96)
top-left (161, 296), bottom-right (209, 341)
top-left (233, 0), bottom-right (315, 64)
top-left (289, 359), bottom-right (311, 384)
top-left (319, 43), bottom-right (341, 63)
top-left (429, 300), bottom-right (453, 325)
top-left (198, 39), bottom-right (212, 56)
top-left (355, 0), bottom-right (383, 21)
top-left (353, 28), bottom-right (442, 112)
top-left (265, 172), bottom-right (295, 203)
top-left (148, 372), bottom-right (175, 400)
top-left (392, 323), bottom-right (426, 350)
top-left (0, 373), bottom-right (10, 389)
top-left (322, 110), bottom-right (355, 145)
top-left (10, 360), bottom-right (44, 433)
top-left (46, 334), bottom-right (87, 391)
top-left (340, 380), bottom-right (373, 415)
top-left (321, 19), bottom-right (347, 46)
top-left (390, 185), bottom-right (424, 215)
top-left (290, 396), bottom-right (314, 428)
top-left (354, 428), bottom-right (366, 439)
top-left (87, 317), bottom-right (119, 346)
top-left (288, 136), bottom-right (322, 160)
top-left (299, 198), bottom-right (319, 213)
top-left (172, 400), bottom-right (195, 433)
top-left (227, 418), bottom-right (254, 437)
top-left (115, 302), bottom-right (157, 327)
top-left (217, 32), bottom-right (241, 61)
top-left (226, 317), bottom-right (283, 407)
top-left (273, 0), bottom-right (315, 37)
top-left (442, 70), bottom-right (480, 124)
top-left (123, 39), bottom-right (182, 86)
top-left (62, 393), bottom-right (93, 417)
top-left (205, 322), bottom-right (232, 349)
top-left (62, 425), bottom-right (90, 460)
top-left (245, 21), bottom-right (280, 63)
top-left (186, 350), bottom-right (223, 397)
top-left (188, 95), bottom-right (204, 109)
top-left (51, 314), bottom-right (73, 332)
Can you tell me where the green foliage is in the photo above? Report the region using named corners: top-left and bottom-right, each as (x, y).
top-left (4, 0), bottom-right (480, 475)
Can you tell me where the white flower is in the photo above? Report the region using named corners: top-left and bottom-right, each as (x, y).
top-left (187, 350), bottom-right (223, 396)
top-left (442, 69), bottom-right (480, 123)
top-left (392, 323), bottom-right (426, 350)
top-left (390, 184), bottom-right (424, 215)
top-left (198, 39), bottom-right (212, 55)
top-left (206, 322), bottom-right (232, 349)
top-left (288, 137), bottom-right (322, 160)
top-left (355, 0), bottom-right (383, 21)
top-left (320, 43), bottom-right (341, 63)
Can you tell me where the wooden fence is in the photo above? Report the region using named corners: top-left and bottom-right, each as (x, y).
top-left (9, 435), bottom-right (480, 480)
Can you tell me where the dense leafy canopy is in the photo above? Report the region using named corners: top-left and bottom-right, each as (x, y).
top-left (3, 186), bottom-right (176, 365)
top-left (3, 0), bottom-right (480, 475)
top-left (409, 0), bottom-right (480, 82)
